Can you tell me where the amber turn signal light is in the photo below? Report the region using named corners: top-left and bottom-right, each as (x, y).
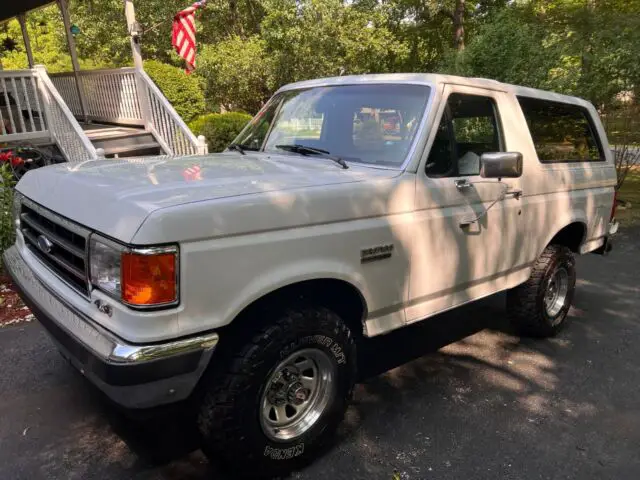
top-left (121, 252), bottom-right (177, 306)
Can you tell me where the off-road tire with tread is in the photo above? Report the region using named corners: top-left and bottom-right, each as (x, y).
top-left (507, 244), bottom-right (576, 337)
top-left (197, 306), bottom-right (356, 478)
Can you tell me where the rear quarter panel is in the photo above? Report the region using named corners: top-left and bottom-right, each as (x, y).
top-left (506, 92), bottom-right (616, 266)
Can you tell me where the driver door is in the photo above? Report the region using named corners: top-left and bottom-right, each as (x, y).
top-left (406, 84), bottom-right (525, 324)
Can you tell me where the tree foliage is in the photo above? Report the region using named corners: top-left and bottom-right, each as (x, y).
top-left (199, 36), bottom-right (274, 113)
top-left (0, 5), bottom-right (108, 72)
top-left (189, 112), bottom-right (252, 152)
top-left (448, 6), bottom-right (567, 91)
top-left (144, 60), bottom-right (205, 122)
top-left (260, 0), bottom-right (408, 85)
top-left (1, 0), bottom-right (638, 115)
top-left (448, 0), bottom-right (640, 106)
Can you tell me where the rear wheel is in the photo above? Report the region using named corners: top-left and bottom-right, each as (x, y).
top-left (197, 306), bottom-right (356, 478)
top-left (507, 244), bottom-right (576, 337)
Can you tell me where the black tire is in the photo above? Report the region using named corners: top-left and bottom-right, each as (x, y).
top-left (507, 244), bottom-right (576, 337)
top-left (197, 306), bottom-right (356, 478)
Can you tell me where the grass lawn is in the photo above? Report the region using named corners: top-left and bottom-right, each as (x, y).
top-left (617, 169), bottom-right (640, 226)
top-left (603, 106), bottom-right (640, 146)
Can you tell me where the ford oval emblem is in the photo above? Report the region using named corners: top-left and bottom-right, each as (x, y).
top-left (37, 235), bottom-right (54, 254)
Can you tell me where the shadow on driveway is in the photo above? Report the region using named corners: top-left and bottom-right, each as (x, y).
top-left (1, 227), bottom-right (639, 479)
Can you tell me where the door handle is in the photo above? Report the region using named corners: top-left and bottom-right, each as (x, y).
top-left (454, 179), bottom-right (473, 191)
top-left (505, 189), bottom-right (523, 199)
top-left (458, 182), bottom-right (520, 228)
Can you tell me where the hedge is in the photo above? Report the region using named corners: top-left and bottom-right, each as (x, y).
top-left (0, 164), bottom-right (15, 263)
top-left (189, 112), bottom-right (252, 153)
top-left (144, 60), bottom-right (205, 122)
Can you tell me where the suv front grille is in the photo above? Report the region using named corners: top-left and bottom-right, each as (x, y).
top-left (19, 199), bottom-right (91, 297)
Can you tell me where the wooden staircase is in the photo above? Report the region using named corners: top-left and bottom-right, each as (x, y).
top-left (1, 67), bottom-right (206, 163)
top-left (82, 124), bottom-right (162, 158)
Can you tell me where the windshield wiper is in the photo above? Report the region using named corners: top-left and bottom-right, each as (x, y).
top-left (275, 144), bottom-right (349, 170)
top-left (227, 143), bottom-right (247, 155)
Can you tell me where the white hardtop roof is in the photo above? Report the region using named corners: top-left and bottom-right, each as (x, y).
top-left (277, 73), bottom-right (594, 109)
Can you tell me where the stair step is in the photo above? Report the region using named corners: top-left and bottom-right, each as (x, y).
top-left (91, 132), bottom-right (158, 152)
top-left (102, 142), bottom-right (161, 157)
top-left (82, 123), bottom-right (163, 158)
top-left (84, 128), bottom-right (149, 141)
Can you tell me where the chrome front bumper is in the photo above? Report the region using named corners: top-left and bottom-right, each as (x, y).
top-left (3, 246), bottom-right (218, 409)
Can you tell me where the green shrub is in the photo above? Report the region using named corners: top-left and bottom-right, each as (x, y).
top-left (189, 112), bottom-right (253, 153)
top-left (0, 164), bottom-right (15, 264)
top-left (144, 60), bottom-right (205, 122)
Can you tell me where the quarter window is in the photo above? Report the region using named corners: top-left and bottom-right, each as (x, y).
top-left (517, 96), bottom-right (603, 162)
top-left (426, 93), bottom-right (503, 177)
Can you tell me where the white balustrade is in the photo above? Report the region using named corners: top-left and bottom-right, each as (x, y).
top-left (138, 69), bottom-right (206, 156)
top-left (51, 68), bottom-right (143, 126)
top-left (3, 66), bottom-right (204, 160)
top-left (0, 70), bottom-right (47, 142)
top-left (51, 68), bottom-right (206, 156)
top-left (34, 66), bottom-right (98, 162)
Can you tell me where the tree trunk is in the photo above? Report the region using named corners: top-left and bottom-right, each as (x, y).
top-left (580, 0), bottom-right (596, 103)
top-left (453, 0), bottom-right (465, 51)
top-left (229, 0), bottom-right (244, 37)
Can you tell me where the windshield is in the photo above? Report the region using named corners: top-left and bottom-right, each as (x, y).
top-left (232, 84), bottom-right (431, 168)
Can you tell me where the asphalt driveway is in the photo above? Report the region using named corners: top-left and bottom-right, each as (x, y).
top-left (1, 228), bottom-right (639, 480)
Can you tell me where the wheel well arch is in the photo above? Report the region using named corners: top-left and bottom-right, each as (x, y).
top-left (221, 278), bottom-right (369, 340)
top-left (548, 221), bottom-right (587, 253)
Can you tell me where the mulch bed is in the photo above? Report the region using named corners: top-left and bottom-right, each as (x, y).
top-left (0, 275), bottom-right (33, 327)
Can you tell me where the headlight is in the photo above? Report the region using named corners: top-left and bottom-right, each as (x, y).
top-left (12, 191), bottom-right (22, 229)
top-left (90, 235), bottom-right (178, 308)
top-left (90, 236), bottom-right (122, 298)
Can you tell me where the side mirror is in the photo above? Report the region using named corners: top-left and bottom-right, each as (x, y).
top-left (480, 152), bottom-right (523, 178)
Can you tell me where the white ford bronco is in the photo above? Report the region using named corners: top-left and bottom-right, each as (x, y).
top-left (4, 74), bottom-right (618, 477)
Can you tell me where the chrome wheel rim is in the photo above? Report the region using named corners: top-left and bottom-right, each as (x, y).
top-left (545, 267), bottom-right (569, 320)
top-left (260, 348), bottom-right (335, 442)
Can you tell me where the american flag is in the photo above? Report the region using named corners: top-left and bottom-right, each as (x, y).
top-left (172, 1), bottom-right (207, 73)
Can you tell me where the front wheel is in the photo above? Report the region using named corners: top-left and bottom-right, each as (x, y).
top-left (507, 244), bottom-right (576, 337)
top-left (197, 306), bottom-right (356, 478)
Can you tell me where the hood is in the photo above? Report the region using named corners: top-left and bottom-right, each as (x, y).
top-left (17, 152), bottom-right (397, 242)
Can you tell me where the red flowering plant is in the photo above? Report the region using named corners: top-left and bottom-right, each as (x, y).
top-left (0, 150), bottom-right (25, 169)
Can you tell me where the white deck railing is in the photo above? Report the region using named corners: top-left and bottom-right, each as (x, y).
top-left (34, 66), bottom-right (98, 162)
top-left (0, 67), bottom-right (98, 162)
top-left (0, 70), bottom-right (47, 141)
top-left (138, 69), bottom-right (206, 156)
top-left (51, 68), bottom-right (144, 127)
top-left (50, 68), bottom-right (207, 156)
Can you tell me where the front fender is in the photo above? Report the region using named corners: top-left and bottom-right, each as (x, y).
top-left (218, 259), bottom-right (372, 329)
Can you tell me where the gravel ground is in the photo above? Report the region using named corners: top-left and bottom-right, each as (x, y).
top-left (0, 227), bottom-right (638, 480)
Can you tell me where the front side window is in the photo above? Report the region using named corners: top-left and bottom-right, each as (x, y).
top-left (517, 96), bottom-right (603, 163)
top-left (232, 84), bottom-right (431, 167)
top-left (426, 93), bottom-right (503, 177)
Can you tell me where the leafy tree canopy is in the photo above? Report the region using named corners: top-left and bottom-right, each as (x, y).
top-left (0, 0), bottom-right (638, 112)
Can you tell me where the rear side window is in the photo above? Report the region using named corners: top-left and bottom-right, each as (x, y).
top-left (517, 96), bottom-right (603, 163)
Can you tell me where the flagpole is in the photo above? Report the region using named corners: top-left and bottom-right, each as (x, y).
top-left (123, 0), bottom-right (152, 131)
top-left (124, 0), bottom-right (144, 71)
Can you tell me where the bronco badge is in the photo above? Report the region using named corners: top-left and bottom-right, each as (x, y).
top-left (360, 244), bottom-right (394, 263)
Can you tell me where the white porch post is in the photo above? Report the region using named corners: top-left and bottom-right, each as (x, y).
top-left (58, 0), bottom-right (89, 122)
top-left (18, 14), bottom-right (35, 68)
top-left (124, 0), bottom-right (152, 130)
top-left (124, 0), bottom-right (144, 70)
